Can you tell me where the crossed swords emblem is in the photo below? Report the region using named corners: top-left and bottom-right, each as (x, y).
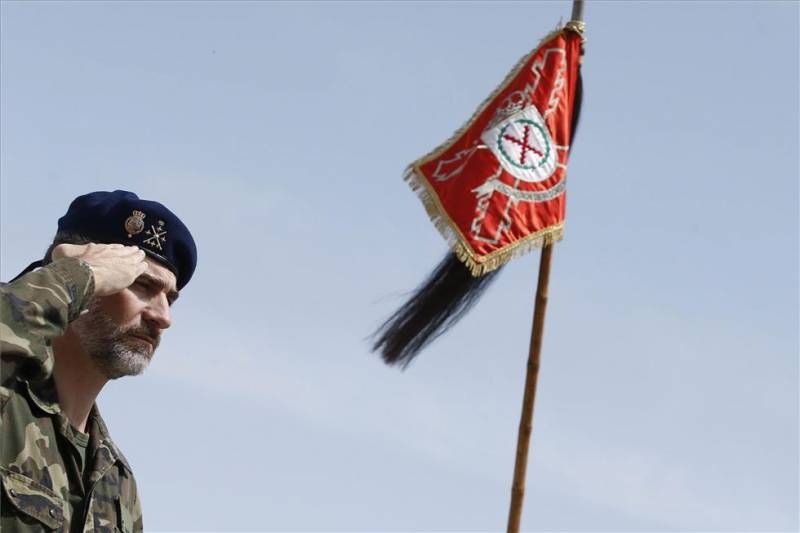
top-left (143, 221), bottom-right (167, 251)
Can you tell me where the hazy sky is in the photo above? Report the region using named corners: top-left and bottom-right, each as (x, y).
top-left (1, 1), bottom-right (797, 531)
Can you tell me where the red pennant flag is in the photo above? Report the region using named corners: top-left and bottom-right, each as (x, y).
top-left (373, 23), bottom-right (584, 366)
top-left (406, 28), bottom-right (583, 275)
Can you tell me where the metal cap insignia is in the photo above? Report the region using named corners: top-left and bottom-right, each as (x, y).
top-left (125, 210), bottom-right (146, 237)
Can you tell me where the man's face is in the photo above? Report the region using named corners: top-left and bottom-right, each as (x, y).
top-left (72, 258), bottom-right (179, 379)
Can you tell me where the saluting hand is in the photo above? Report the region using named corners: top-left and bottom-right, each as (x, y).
top-left (52, 243), bottom-right (148, 297)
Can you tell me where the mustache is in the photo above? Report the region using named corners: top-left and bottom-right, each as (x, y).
top-left (120, 324), bottom-right (161, 349)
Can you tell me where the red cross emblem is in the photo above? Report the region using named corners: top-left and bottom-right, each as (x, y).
top-left (496, 118), bottom-right (550, 170)
top-left (503, 123), bottom-right (543, 165)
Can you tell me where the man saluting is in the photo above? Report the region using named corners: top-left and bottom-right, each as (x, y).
top-left (1, 190), bottom-right (197, 532)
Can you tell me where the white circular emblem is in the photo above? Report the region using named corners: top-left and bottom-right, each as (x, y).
top-left (481, 106), bottom-right (557, 183)
top-left (497, 119), bottom-right (550, 170)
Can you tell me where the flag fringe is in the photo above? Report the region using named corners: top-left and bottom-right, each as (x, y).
top-left (404, 166), bottom-right (564, 277)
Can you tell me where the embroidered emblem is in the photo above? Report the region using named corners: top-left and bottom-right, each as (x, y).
top-left (471, 107), bottom-right (567, 245)
top-left (481, 105), bottom-right (557, 183)
top-left (143, 220), bottom-right (167, 251)
top-left (497, 120), bottom-right (549, 169)
top-left (124, 210), bottom-right (146, 237)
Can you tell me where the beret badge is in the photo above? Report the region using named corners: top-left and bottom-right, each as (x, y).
top-left (143, 220), bottom-right (167, 251)
top-left (125, 210), bottom-right (146, 237)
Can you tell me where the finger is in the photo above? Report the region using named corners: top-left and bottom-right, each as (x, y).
top-left (115, 246), bottom-right (143, 257)
top-left (120, 246), bottom-right (143, 253)
top-left (122, 250), bottom-right (147, 265)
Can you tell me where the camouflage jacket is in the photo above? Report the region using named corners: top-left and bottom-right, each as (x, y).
top-left (1, 258), bottom-right (143, 532)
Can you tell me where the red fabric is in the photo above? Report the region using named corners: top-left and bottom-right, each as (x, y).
top-left (412, 30), bottom-right (582, 268)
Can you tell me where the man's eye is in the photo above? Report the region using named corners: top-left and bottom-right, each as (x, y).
top-left (133, 281), bottom-right (153, 293)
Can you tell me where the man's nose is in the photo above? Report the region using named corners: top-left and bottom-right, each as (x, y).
top-left (143, 294), bottom-right (172, 330)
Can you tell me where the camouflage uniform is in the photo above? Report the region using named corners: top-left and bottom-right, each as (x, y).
top-left (1, 258), bottom-right (143, 532)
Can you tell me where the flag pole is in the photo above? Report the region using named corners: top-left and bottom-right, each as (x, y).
top-left (505, 4), bottom-right (583, 532)
top-left (505, 241), bottom-right (553, 533)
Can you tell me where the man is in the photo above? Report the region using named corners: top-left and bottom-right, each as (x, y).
top-left (1, 190), bottom-right (197, 532)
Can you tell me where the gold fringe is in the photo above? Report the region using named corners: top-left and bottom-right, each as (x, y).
top-left (405, 167), bottom-right (565, 278)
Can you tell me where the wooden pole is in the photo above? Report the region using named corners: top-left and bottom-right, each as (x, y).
top-left (505, 242), bottom-right (553, 533)
top-left (505, 5), bottom-right (584, 531)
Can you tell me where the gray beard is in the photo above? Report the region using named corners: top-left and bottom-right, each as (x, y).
top-left (72, 302), bottom-right (159, 380)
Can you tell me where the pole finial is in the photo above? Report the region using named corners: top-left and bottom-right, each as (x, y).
top-left (566, 1), bottom-right (586, 36)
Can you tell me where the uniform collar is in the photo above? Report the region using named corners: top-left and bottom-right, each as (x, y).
top-left (21, 377), bottom-right (61, 415)
top-left (20, 378), bottom-right (134, 475)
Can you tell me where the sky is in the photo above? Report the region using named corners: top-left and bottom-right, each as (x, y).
top-left (1, 1), bottom-right (798, 532)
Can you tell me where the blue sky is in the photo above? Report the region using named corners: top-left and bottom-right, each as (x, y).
top-left (1, 1), bottom-right (797, 531)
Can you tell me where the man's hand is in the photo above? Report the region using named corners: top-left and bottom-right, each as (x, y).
top-left (52, 243), bottom-right (148, 297)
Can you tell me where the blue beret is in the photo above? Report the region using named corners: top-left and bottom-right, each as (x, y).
top-left (58, 190), bottom-right (197, 290)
